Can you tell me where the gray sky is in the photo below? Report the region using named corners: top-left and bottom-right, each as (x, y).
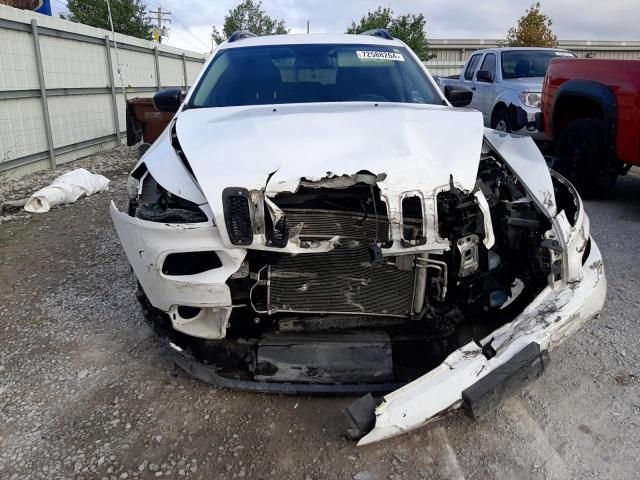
top-left (52, 0), bottom-right (640, 53)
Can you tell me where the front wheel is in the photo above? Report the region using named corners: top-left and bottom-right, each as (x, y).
top-left (554, 119), bottom-right (617, 197)
top-left (491, 109), bottom-right (511, 133)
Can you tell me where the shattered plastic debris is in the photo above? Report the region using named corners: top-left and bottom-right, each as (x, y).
top-left (23, 168), bottom-right (110, 213)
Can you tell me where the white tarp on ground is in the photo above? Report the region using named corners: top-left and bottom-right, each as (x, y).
top-left (24, 168), bottom-right (110, 213)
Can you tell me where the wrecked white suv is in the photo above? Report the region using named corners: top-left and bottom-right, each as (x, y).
top-left (111, 30), bottom-right (606, 445)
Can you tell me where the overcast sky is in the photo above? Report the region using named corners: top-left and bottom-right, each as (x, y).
top-left (52, 0), bottom-right (639, 53)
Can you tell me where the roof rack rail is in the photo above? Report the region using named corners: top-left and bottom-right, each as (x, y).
top-left (359, 29), bottom-right (393, 41)
top-left (228, 31), bottom-right (258, 43)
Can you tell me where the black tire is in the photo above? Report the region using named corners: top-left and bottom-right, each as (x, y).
top-left (554, 119), bottom-right (617, 197)
top-left (491, 108), bottom-right (511, 133)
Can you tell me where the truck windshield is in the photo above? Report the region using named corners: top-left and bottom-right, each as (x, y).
top-left (188, 44), bottom-right (441, 108)
top-left (501, 50), bottom-right (575, 79)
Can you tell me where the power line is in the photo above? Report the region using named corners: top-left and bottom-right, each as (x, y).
top-left (171, 17), bottom-right (210, 51)
top-left (146, 4), bottom-right (172, 43)
top-left (169, 28), bottom-right (209, 53)
top-left (145, 0), bottom-right (209, 51)
top-left (56, 0), bottom-right (206, 52)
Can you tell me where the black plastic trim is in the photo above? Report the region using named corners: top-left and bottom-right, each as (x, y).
top-left (222, 187), bottom-right (254, 246)
top-left (462, 342), bottom-right (550, 420)
top-left (169, 344), bottom-right (403, 395)
top-left (228, 31), bottom-right (258, 43)
top-left (359, 28), bottom-right (393, 40)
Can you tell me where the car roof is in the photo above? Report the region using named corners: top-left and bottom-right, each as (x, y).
top-left (218, 33), bottom-right (406, 50)
top-left (472, 47), bottom-right (572, 54)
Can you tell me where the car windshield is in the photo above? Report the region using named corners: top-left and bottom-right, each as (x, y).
top-left (501, 50), bottom-right (575, 78)
top-left (188, 43), bottom-right (441, 108)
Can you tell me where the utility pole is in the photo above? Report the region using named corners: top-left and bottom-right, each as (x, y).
top-left (148, 5), bottom-right (172, 43)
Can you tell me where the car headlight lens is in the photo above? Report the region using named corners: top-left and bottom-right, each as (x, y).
top-left (520, 92), bottom-right (542, 108)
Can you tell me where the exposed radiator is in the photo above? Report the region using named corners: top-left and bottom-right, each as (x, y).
top-left (283, 208), bottom-right (390, 241)
top-left (256, 247), bottom-right (415, 317)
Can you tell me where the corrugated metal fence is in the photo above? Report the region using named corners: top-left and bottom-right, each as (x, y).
top-left (426, 38), bottom-right (640, 76)
top-left (0, 5), bottom-right (206, 177)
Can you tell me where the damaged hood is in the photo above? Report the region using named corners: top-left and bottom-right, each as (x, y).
top-left (176, 102), bottom-right (484, 199)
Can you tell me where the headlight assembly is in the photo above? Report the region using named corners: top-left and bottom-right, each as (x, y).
top-left (519, 91), bottom-right (542, 108)
top-left (550, 170), bottom-right (589, 282)
top-left (133, 172), bottom-right (209, 224)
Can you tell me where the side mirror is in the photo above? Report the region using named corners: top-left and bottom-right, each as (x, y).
top-left (476, 70), bottom-right (494, 83)
top-left (444, 85), bottom-right (473, 107)
top-left (153, 88), bottom-right (184, 113)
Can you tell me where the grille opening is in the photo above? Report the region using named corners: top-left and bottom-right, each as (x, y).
top-left (273, 184), bottom-right (390, 241)
top-left (162, 251), bottom-right (222, 276)
top-left (282, 209), bottom-right (390, 242)
top-left (177, 306), bottom-right (200, 319)
top-left (402, 196), bottom-right (424, 241)
top-left (273, 184), bottom-right (388, 214)
top-left (264, 201), bottom-right (288, 247)
top-left (224, 189), bottom-right (253, 245)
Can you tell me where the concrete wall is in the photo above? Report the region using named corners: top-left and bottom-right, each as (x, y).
top-left (0, 4), bottom-right (206, 177)
top-left (425, 38), bottom-right (640, 76)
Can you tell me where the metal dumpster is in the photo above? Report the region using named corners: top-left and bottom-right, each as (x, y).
top-left (126, 97), bottom-right (176, 154)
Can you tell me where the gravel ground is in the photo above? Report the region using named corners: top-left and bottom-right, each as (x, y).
top-left (0, 148), bottom-right (639, 480)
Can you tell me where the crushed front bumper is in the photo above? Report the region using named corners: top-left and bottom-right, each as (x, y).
top-left (110, 201), bottom-right (246, 339)
top-left (356, 238), bottom-right (606, 445)
top-left (112, 199), bottom-right (606, 444)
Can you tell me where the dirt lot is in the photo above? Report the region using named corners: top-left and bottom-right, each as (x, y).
top-left (1, 148), bottom-right (639, 480)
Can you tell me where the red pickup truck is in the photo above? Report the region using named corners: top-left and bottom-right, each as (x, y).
top-left (537, 58), bottom-right (640, 195)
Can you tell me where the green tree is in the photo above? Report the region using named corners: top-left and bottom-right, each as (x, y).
top-left (212, 0), bottom-right (288, 45)
top-left (61, 0), bottom-right (152, 40)
top-left (506, 2), bottom-right (558, 47)
top-left (347, 7), bottom-right (433, 61)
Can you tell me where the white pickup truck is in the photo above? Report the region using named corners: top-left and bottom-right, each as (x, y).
top-left (438, 47), bottom-right (575, 140)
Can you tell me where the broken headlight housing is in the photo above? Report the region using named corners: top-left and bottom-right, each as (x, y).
top-left (130, 171), bottom-right (208, 224)
top-left (550, 170), bottom-right (590, 283)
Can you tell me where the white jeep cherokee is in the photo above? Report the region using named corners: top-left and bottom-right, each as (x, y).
top-left (111, 30), bottom-right (606, 445)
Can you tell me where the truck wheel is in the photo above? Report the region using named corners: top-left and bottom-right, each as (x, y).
top-left (555, 119), bottom-right (617, 197)
top-left (491, 109), bottom-right (511, 133)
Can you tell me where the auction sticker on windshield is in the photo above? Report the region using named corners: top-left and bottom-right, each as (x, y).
top-left (356, 51), bottom-right (405, 61)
